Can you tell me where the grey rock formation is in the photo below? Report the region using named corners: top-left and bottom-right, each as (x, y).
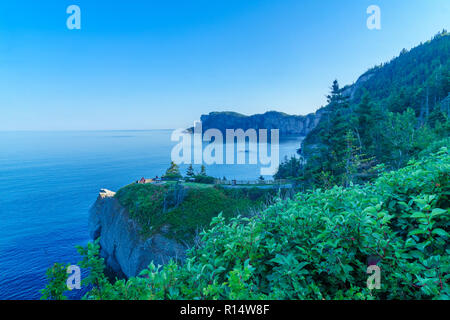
top-left (341, 70), bottom-right (376, 101)
top-left (188, 109), bottom-right (325, 136)
top-left (88, 189), bottom-right (186, 279)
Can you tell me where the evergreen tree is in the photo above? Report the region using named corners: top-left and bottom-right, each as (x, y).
top-left (354, 91), bottom-right (383, 155)
top-left (199, 165), bottom-right (207, 176)
top-left (325, 80), bottom-right (352, 177)
top-left (164, 161), bottom-right (182, 179)
top-left (186, 164), bottom-right (195, 178)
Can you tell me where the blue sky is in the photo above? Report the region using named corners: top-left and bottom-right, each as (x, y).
top-left (1, 0), bottom-right (449, 130)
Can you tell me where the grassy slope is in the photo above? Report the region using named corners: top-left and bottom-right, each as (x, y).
top-left (114, 182), bottom-right (276, 242)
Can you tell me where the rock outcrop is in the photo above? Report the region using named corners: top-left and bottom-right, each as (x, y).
top-left (189, 109), bottom-right (325, 136)
top-left (88, 189), bottom-right (186, 279)
top-left (341, 70), bottom-right (376, 101)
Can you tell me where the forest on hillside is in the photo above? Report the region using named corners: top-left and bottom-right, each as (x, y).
top-left (276, 30), bottom-right (450, 191)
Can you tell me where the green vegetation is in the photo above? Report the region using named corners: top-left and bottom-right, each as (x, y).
top-left (192, 174), bottom-right (216, 184)
top-left (277, 31), bottom-right (450, 190)
top-left (185, 164), bottom-right (195, 178)
top-left (40, 263), bottom-right (70, 300)
top-left (191, 165), bottom-right (216, 184)
top-left (162, 161), bottom-right (182, 180)
top-left (114, 182), bottom-right (275, 242)
top-left (44, 146), bottom-right (449, 300)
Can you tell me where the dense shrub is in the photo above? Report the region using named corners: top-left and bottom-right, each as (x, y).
top-left (193, 175), bottom-right (216, 184)
top-left (40, 263), bottom-right (70, 300)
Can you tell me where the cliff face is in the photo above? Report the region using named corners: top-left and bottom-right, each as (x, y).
top-left (88, 189), bottom-right (186, 278)
top-left (194, 110), bottom-right (324, 136)
top-left (340, 70), bottom-right (376, 101)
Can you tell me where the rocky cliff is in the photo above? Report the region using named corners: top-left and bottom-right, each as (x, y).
top-left (190, 110), bottom-right (325, 136)
top-left (88, 189), bottom-right (186, 278)
top-left (340, 70), bottom-right (376, 101)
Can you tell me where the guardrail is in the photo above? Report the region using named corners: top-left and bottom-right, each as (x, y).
top-left (215, 179), bottom-right (291, 186)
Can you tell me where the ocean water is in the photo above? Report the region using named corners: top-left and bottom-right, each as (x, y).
top-left (0, 130), bottom-right (302, 300)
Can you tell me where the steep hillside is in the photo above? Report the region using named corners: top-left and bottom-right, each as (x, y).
top-left (278, 31), bottom-right (450, 188)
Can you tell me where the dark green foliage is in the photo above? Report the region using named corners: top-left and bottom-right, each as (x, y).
top-left (354, 91), bottom-right (383, 155)
top-left (185, 164), bottom-right (195, 178)
top-left (278, 32), bottom-right (450, 190)
top-left (193, 174), bottom-right (216, 184)
top-left (163, 161), bottom-right (182, 180)
top-left (274, 156), bottom-right (303, 181)
top-left (352, 31), bottom-right (450, 111)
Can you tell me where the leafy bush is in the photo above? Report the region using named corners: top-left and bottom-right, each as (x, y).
top-left (40, 263), bottom-right (70, 300)
top-left (193, 175), bottom-right (216, 184)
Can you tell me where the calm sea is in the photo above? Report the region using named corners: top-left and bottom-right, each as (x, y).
top-left (0, 130), bottom-right (302, 299)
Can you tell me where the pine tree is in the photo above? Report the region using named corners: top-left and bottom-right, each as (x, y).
top-left (186, 164), bottom-right (195, 178)
top-left (200, 165), bottom-right (207, 176)
top-left (354, 91), bottom-right (381, 154)
top-left (164, 161), bottom-right (182, 179)
top-left (325, 80), bottom-right (352, 177)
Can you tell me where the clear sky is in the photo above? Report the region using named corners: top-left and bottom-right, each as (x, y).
top-left (1, 0), bottom-right (449, 130)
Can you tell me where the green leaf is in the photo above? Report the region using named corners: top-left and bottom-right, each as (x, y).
top-left (410, 212), bottom-right (427, 219)
top-left (409, 229), bottom-right (427, 236)
top-left (431, 208), bottom-right (447, 217)
top-left (432, 228), bottom-right (448, 237)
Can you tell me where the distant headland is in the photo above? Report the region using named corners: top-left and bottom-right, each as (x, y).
top-left (186, 110), bottom-right (325, 136)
